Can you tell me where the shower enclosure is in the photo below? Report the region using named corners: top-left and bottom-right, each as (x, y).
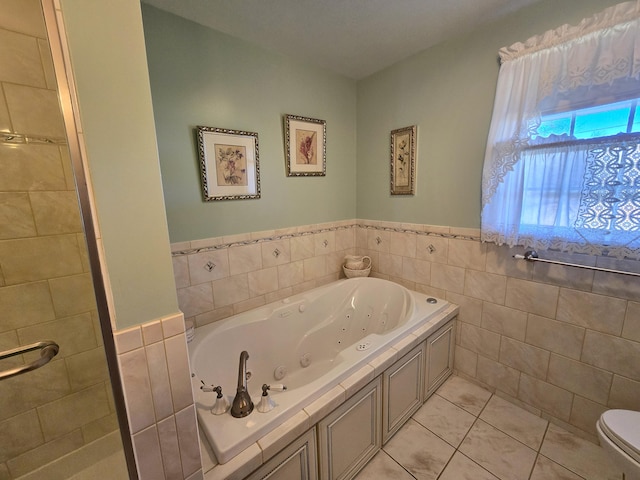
top-left (0, 1), bottom-right (133, 478)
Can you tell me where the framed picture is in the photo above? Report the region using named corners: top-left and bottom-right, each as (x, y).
top-left (390, 125), bottom-right (416, 195)
top-left (196, 126), bottom-right (260, 201)
top-left (284, 114), bottom-right (326, 176)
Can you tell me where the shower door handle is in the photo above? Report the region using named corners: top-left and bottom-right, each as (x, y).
top-left (0, 340), bottom-right (60, 381)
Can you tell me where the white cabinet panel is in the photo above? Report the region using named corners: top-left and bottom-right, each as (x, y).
top-left (318, 377), bottom-right (382, 480)
top-left (382, 343), bottom-right (424, 444)
top-left (424, 319), bottom-right (455, 399)
top-left (247, 428), bottom-right (317, 480)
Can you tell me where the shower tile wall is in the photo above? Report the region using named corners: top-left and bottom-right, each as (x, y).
top-left (0, 2), bottom-right (118, 478)
top-left (173, 219), bottom-right (640, 443)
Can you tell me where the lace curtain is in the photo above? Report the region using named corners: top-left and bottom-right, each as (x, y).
top-left (481, 0), bottom-right (640, 259)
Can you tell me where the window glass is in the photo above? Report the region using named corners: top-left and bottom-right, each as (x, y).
top-left (535, 115), bottom-right (571, 139)
top-left (521, 99), bottom-right (640, 241)
top-left (573, 103), bottom-right (632, 138)
top-left (536, 99), bottom-right (638, 141)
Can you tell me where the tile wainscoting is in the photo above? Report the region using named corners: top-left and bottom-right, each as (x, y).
top-left (114, 313), bottom-right (202, 480)
top-left (173, 219), bottom-right (640, 445)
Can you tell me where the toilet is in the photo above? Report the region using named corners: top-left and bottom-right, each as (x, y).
top-left (597, 410), bottom-right (640, 480)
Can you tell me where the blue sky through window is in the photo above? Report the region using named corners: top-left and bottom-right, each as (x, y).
top-left (522, 98), bottom-right (640, 240)
top-left (534, 99), bottom-right (639, 140)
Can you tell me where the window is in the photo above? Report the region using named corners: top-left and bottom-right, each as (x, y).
top-left (481, 3), bottom-right (640, 260)
top-left (521, 99), bottom-right (640, 236)
top-left (534, 99), bottom-right (639, 141)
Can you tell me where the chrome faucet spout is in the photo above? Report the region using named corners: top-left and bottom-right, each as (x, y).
top-left (231, 350), bottom-right (254, 418)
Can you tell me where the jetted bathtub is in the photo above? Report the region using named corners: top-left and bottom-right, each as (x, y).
top-left (189, 277), bottom-right (451, 464)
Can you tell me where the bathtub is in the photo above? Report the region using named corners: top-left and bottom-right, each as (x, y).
top-left (189, 277), bottom-right (451, 465)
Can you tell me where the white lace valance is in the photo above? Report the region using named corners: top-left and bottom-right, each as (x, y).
top-left (498, 0), bottom-right (640, 62)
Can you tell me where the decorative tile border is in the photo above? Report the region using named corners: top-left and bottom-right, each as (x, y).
top-left (171, 220), bottom-right (480, 257)
top-left (171, 222), bottom-right (356, 257)
top-left (355, 222), bottom-right (480, 242)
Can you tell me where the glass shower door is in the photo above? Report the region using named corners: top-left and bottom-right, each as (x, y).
top-left (0, 1), bottom-right (129, 478)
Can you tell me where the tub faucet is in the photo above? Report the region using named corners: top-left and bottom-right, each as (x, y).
top-left (231, 350), bottom-right (254, 418)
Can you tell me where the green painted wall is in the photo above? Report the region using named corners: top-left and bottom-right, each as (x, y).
top-left (356, 0), bottom-right (622, 227)
top-left (56, 0), bottom-right (621, 329)
top-left (141, 5), bottom-right (357, 244)
top-left (60, 0), bottom-right (179, 328)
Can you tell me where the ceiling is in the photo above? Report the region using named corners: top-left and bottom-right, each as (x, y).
top-left (142, 0), bottom-right (543, 80)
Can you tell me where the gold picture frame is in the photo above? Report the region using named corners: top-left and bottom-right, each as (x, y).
top-left (284, 114), bottom-right (326, 176)
top-left (390, 125), bottom-right (416, 195)
top-left (196, 126), bottom-right (261, 201)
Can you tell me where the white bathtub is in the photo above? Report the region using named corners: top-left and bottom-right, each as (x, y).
top-left (189, 277), bottom-right (450, 464)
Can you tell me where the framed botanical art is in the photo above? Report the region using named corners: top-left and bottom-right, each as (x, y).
top-left (284, 114), bottom-right (326, 176)
top-left (196, 126), bottom-right (261, 201)
top-left (390, 125), bottom-right (416, 195)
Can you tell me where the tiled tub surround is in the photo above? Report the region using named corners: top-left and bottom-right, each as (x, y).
top-left (173, 219), bottom-right (640, 445)
top-left (113, 313), bottom-right (202, 480)
top-left (190, 277), bottom-right (453, 464)
top-left (172, 220), bottom-right (358, 327)
top-left (194, 306), bottom-right (458, 479)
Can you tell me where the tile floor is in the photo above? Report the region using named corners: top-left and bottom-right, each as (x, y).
top-left (356, 375), bottom-right (622, 480)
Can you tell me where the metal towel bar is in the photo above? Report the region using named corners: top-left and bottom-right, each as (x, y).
top-left (0, 340), bottom-right (60, 381)
top-left (513, 250), bottom-right (640, 278)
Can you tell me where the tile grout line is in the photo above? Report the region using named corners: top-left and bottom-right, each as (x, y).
top-left (379, 447), bottom-right (419, 480)
top-left (360, 377), bottom-right (617, 480)
top-left (526, 420), bottom-right (550, 480)
top-left (433, 391), bottom-right (495, 479)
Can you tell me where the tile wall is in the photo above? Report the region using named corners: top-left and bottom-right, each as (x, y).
top-left (171, 220), bottom-right (357, 328)
top-left (173, 219), bottom-right (640, 444)
top-left (113, 313), bottom-right (202, 480)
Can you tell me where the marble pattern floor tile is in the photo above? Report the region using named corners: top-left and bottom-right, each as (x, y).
top-left (356, 451), bottom-right (415, 479)
top-left (530, 455), bottom-right (584, 480)
top-left (438, 452), bottom-right (499, 480)
top-left (355, 375), bottom-right (622, 480)
top-left (411, 393), bottom-right (476, 448)
top-left (434, 375), bottom-right (492, 415)
top-left (540, 424), bottom-right (622, 480)
top-left (479, 395), bottom-right (548, 450)
top-left (383, 419), bottom-right (455, 479)
top-left (459, 419), bottom-right (537, 480)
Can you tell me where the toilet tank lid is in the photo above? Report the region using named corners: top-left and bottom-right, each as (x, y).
top-left (601, 409), bottom-right (640, 454)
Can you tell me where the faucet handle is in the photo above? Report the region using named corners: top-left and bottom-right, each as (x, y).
top-left (268, 384), bottom-right (287, 392)
top-left (256, 384), bottom-right (288, 413)
top-left (200, 382), bottom-right (230, 415)
top-left (200, 380), bottom-right (223, 397)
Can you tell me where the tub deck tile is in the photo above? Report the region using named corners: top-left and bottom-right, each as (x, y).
top-left (413, 306), bottom-right (459, 343)
top-left (392, 333), bottom-right (421, 358)
top-left (341, 364), bottom-right (376, 399)
top-left (368, 348), bottom-right (398, 377)
top-left (205, 443), bottom-right (261, 480)
top-left (303, 385), bottom-right (346, 425)
top-left (257, 410), bottom-right (310, 462)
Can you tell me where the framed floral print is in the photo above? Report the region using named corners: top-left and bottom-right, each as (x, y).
top-left (284, 114), bottom-right (326, 176)
top-left (390, 125), bottom-right (416, 195)
top-left (196, 126), bottom-right (261, 201)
